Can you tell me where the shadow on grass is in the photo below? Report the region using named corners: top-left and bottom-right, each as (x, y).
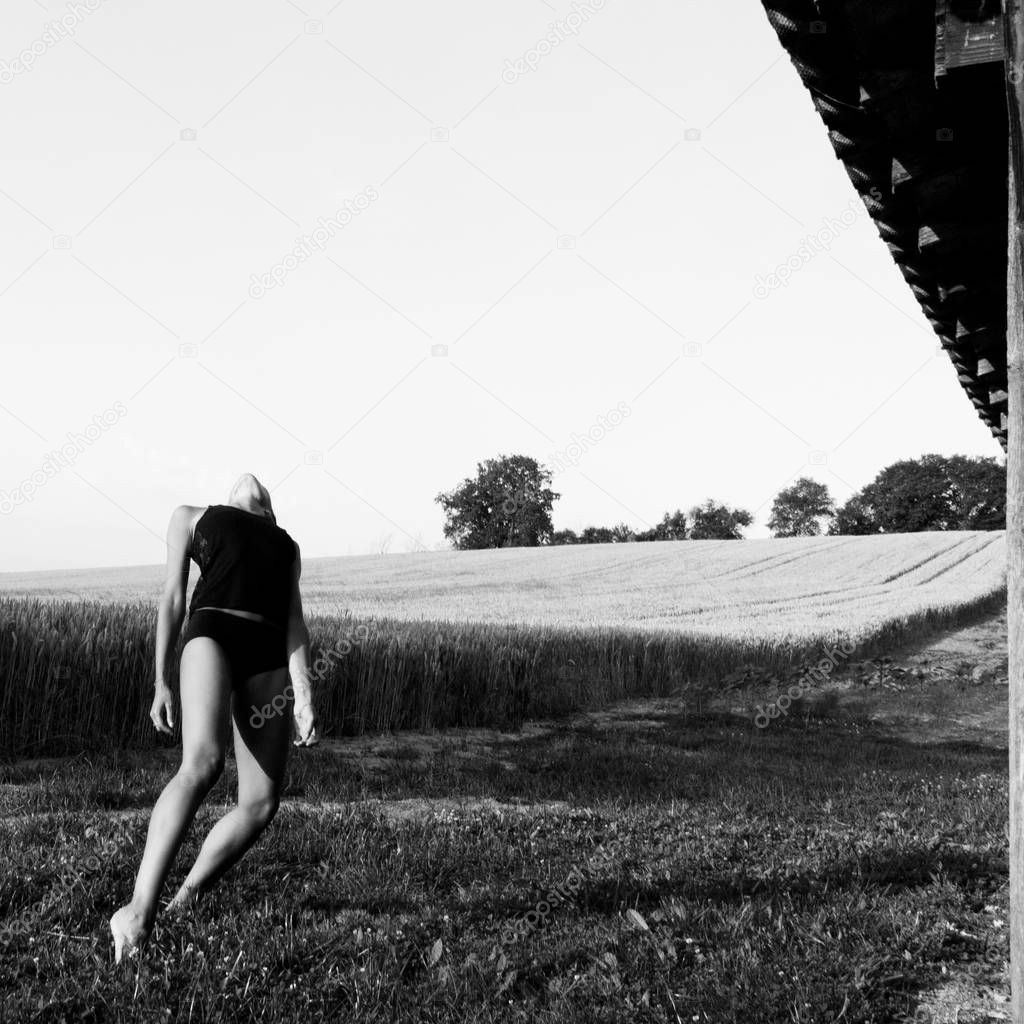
top-left (441, 703), bottom-right (1007, 1020)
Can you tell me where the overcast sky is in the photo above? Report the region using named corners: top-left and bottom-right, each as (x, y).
top-left (0, 0), bottom-right (1005, 571)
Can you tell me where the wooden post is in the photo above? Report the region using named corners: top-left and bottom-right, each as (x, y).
top-left (1006, 3), bottom-right (1024, 1020)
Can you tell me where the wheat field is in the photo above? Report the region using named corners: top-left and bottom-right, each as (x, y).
top-left (301, 530), bottom-right (1006, 643)
top-left (0, 532), bottom-right (1006, 758)
top-left (0, 529), bottom-right (1005, 639)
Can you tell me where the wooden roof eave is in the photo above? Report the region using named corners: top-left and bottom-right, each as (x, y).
top-left (760, 0), bottom-right (1009, 450)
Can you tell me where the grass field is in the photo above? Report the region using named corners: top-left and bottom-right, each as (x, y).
top-left (0, 607), bottom-right (1010, 1022)
top-left (0, 534), bottom-right (1012, 1021)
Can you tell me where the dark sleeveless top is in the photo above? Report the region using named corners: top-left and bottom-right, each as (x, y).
top-left (188, 505), bottom-right (297, 630)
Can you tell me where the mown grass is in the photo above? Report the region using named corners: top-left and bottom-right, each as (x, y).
top-left (0, 587), bottom-right (1007, 759)
top-left (0, 693), bottom-right (1008, 1023)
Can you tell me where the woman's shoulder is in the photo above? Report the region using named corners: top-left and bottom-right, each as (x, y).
top-left (169, 504), bottom-right (213, 539)
top-left (175, 503), bottom-right (213, 518)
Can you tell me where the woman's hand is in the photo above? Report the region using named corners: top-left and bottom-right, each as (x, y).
top-left (150, 683), bottom-right (176, 735)
top-left (293, 700), bottom-right (319, 747)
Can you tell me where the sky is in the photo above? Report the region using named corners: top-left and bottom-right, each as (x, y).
top-left (0, 0), bottom-right (1006, 571)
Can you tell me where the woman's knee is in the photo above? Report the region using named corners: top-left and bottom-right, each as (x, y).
top-left (178, 750), bottom-right (225, 789)
top-left (241, 793), bottom-right (279, 827)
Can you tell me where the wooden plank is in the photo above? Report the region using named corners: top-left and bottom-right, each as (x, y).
top-left (892, 157), bottom-right (914, 188)
top-left (936, 4), bottom-right (1004, 75)
top-left (1005, 3), bottom-right (1024, 1019)
top-left (1010, 167), bottom-right (1023, 1022)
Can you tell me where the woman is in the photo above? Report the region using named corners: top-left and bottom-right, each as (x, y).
top-left (109, 473), bottom-right (319, 963)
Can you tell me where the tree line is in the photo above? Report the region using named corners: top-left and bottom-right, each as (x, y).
top-left (435, 453), bottom-right (1005, 550)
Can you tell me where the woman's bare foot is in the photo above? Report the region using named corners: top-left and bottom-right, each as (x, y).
top-left (166, 881), bottom-right (201, 915)
top-left (109, 904), bottom-right (150, 964)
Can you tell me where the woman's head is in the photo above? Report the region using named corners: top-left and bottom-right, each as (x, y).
top-left (227, 473), bottom-right (276, 523)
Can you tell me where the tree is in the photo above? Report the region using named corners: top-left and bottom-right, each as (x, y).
top-left (688, 499), bottom-right (753, 540)
top-left (636, 509), bottom-right (688, 542)
top-left (829, 454), bottom-right (1005, 534)
top-left (610, 522), bottom-right (636, 543)
top-left (579, 526), bottom-right (616, 544)
top-left (829, 494), bottom-right (876, 535)
top-left (945, 455), bottom-right (1005, 529)
top-left (550, 529), bottom-right (579, 545)
top-left (858, 454), bottom-right (953, 532)
top-left (435, 454), bottom-right (560, 550)
top-left (768, 477), bottom-right (835, 537)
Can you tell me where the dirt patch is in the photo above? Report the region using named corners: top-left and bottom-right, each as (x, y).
top-left (282, 796), bottom-right (575, 822)
top-left (717, 607), bottom-right (1009, 748)
top-left (0, 796), bottom-right (579, 830)
top-left (911, 979), bottom-right (1010, 1022)
top-left (309, 702), bottom-right (678, 775)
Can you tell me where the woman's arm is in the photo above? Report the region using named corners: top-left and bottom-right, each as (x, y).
top-left (151, 505), bottom-right (193, 734)
top-left (286, 543), bottom-right (319, 746)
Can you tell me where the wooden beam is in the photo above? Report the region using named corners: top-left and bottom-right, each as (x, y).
top-left (1004, 3), bottom-right (1024, 1020)
top-left (1011, 156), bottom-right (1023, 1021)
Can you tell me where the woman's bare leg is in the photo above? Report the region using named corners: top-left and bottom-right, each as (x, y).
top-left (167, 665), bottom-right (291, 909)
top-left (110, 638), bottom-right (232, 962)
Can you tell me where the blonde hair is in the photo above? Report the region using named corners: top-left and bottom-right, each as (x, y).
top-left (228, 473), bottom-right (276, 524)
